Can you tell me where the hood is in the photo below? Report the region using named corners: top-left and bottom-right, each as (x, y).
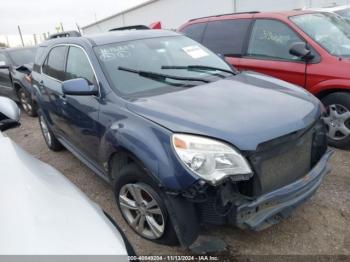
top-left (0, 133), bottom-right (127, 255)
top-left (15, 63), bottom-right (33, 75)
top-left (127, 71), bottom-right (321, 151)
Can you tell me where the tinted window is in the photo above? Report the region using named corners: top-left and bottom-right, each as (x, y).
top-left (181, 23), bottom-right (207, 43)
top-left (247, 19), bottom-right (303, 61)
top-left (66, 46), bottom-right (95, 84)
top-left (202, 19), bottom-right (251, 56)
top-left (7, 48), bottom-right (37, 66)
top-left (43, 46), bottom-right (67, 81)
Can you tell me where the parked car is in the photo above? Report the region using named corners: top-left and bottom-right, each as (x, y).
top-left (32, 30), bottom-right (332, 247)
top-left (48, 31), bottom-right (81, 39)
top-left (0, 96), bottom-right (134, 257)
top-left (0, 47), bottom-right (38, 116)
top-left (309, 5), bottom-right (350, 21)
top-left (179, 10), bottom-right (350, 148)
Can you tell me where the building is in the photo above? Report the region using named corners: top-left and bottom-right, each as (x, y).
top-left (82, 0), bottom-right (350, 34)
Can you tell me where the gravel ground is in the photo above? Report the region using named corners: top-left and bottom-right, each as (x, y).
top-left (5, 112), bottom-right (350, 257)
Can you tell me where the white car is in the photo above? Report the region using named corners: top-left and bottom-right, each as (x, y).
top-left (0, 97), bottom-right (134, 258)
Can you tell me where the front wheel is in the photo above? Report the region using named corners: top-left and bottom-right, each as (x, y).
top-left (38, 111), bottom-right (64, 151)
top-left (18, 88), bottom-right (37, 117)
top-left (322, 92), bottom-right (350, 149)
top-left (114, 163), bottom-right (178, 245)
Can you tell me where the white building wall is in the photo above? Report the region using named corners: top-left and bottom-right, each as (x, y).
top-left (82, 0), bottom-right (350, 34)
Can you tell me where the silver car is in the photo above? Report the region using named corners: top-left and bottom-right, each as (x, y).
top-left (0, 97), bottom-right (134, 259)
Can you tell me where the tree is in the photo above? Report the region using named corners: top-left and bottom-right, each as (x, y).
top-left (0, 42), bottom-right (8, 48)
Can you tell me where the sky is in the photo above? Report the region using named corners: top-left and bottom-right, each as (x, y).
top-left (0, 0), bottom-right (146, 46)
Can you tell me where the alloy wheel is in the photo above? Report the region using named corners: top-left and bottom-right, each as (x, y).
top-left (119, 183), bottom-right (165, 240)
top-left (323, 104), bottom-right (350, 141)
top-left (19, 90), bottom-right (32, 114)
top-left (39, 115), bottom-right (52, 146)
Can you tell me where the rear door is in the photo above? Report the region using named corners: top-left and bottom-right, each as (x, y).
top-left (201, 19), bottom-right (252, 68)
top-left (239, 19), bottom-right (307, 87)
top-left (40, 45), bottom-right (68, 135)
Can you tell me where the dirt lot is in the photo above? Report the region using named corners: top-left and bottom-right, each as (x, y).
top-left (5, 112), bottom-right (350, 257)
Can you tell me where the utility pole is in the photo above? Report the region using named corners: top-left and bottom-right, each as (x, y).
top-left (233, 0), bottom-right (237, 13)
top-left (33, 34), bottom-right (37, 45)
top-left (76, 22), bottom-right (81, 34)
top-left (5, 36), bottom-right (9, 47)
top-left (60, 22), bottom-right (64, 32)
top-left (18, 25), bottom-right (24, 47)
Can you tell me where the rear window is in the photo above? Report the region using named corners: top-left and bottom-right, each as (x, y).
top-left (181, 23), bottom-right (207, 43)
top-left (202, 19), bottom-right (252, 56)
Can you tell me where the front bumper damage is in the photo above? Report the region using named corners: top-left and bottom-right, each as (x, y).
top-left (166, 149), bottom-right (333, 247)
top-left (234, 149), bottom-right (333, 230)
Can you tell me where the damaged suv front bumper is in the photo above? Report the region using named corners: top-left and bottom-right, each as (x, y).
top-left (233, 149), bottom-right (333, 230)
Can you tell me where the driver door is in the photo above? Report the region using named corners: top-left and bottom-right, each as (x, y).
top-left (60, 45), bottom-right (100, 163)
top-left (239, 19), bottom-right (307, 87)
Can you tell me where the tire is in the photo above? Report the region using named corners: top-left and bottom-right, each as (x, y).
top-left (38, 110), bottom-right (64, 151)
top-left (321, 92), bottom-right (350, 149)
top-left (18, 88), bottom-right (37, 117)
top-left (113, 163), bottom-right (179, 246)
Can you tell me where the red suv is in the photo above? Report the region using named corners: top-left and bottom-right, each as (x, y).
top-left (179, 10), bottom-right (350, 148)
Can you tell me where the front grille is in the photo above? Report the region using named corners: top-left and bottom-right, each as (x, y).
top-left (246, 119), bottom-right (327, 196)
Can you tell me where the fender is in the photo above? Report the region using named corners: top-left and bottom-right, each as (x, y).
top-left (99, 112), bottom-right (199, 191)
top-left (309, 79), bottom-right (350, 95)
top-left (99, 113), bottom-right (201, 247)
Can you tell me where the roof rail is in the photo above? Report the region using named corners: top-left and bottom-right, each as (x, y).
top-left (109, 25), bottom-right (150, 31)
top-left (189, 11), bottom-right (260, 22)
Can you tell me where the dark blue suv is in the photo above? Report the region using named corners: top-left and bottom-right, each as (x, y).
top-left (32, 30), bottom-right (332, 247)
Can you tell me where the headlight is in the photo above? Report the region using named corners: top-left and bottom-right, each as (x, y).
top-left (172, 134), bottom-right (252, 185)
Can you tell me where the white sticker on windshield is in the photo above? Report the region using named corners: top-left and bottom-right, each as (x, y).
top-left (182, 45), bottom-right (209, 59)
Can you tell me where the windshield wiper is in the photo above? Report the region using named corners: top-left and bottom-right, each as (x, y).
top-left (161, 65), bottom-right (237, 75)
top-left (118, 66), bottom-right (211, 83)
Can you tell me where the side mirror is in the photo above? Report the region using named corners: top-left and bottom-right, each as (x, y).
top-left (0, 97), bottom-right (20, 132)
top-left (289, 42), bottom-right (314, 60)
top-left (62, 78), bottom-right (98, 96)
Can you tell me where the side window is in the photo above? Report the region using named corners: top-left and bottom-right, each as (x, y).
top-left (181, 23), bottom-right (207, 43)
top-left (43, 46), bottom-right (67, 81)
top-left (42, 57), bottom-right (49, 74)
top-left (247, 19), bottom-right (304, 61)
top-left (65, 46), bottom-right (95, 85)
top-left (0, 53), bottom-right (8, 65)
top-left (202, 19), bottom-right (251, 56)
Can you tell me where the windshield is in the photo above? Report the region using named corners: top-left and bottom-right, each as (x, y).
top-left (94, 36), bottom-right (232, 97)
top-left (290, 12), bottom-right (350, 57)
top-left (335, 8), bottom-right (350, 20)
top-left (7, 47), bottom-right (37, 66)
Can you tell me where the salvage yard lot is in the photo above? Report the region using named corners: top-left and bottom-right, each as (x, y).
top-left (6, 112), bottom-right (350, 256)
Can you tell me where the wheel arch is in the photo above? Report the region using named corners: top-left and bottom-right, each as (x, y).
top-left (107, 146), bottom-right (162, 187)
top-left (310, 80), bottom-right (350, 100)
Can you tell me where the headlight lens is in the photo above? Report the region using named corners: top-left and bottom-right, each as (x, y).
top-left (172, 134), bottom-right (252, 185)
